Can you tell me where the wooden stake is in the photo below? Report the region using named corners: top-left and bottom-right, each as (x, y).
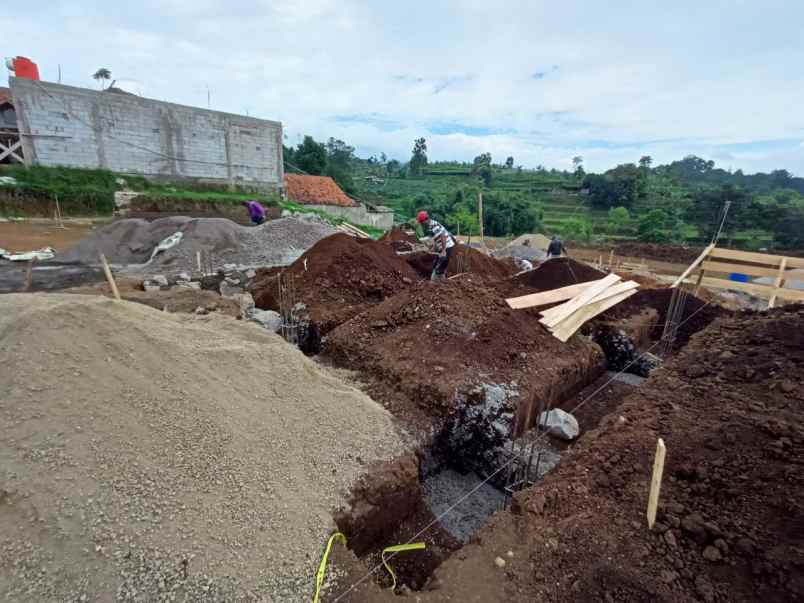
top-left (23, 258), bottom-right (36, 292)
top-left (196, 251), bottom-right (202, 273)
top-left (646, 438), bottom-right (666, 529)
top-left (478, 191), bottom-right (484, 248)
top-left (768, 257), bottom-right (788, 309)
top-left (608, 250), bottom-right (614, 269)
top-left (99, 253), bottom-right (121, 301)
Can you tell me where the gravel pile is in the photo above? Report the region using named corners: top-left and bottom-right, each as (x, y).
top-left (60, 216), bottom-right (337, 273)
top-left (0, 294), bottom-right (405, 601)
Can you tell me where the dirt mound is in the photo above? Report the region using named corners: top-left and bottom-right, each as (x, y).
top-left (60, 216), bottom-right (336, 272)
top-left (381, 306), bottom-right (804, 602)
top-left (405, 245), bottom-right (515, 281)
top-left (380, 227), bottom-right (418, 245)
top-left (251, 233), bottom-right (421, 334)
top-left (514, 257), bottom-right (605, 290)
top-left (325, 277), bottom-right (604, 428)
top-left (0, 294), bottom-right (404, 601)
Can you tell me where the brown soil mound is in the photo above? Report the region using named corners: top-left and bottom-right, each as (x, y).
top-left (405, 245), bottom-right (515, 281)
top-left (402, 306), bottom-right (804, 602)
top-left (325, 276), bottom-right (604, 428)
top-left (495, 257), bottom-right (606, 299)
top-left (380, 227), bottom-right (419, 245)
top-left (515, 257), bottom-right (605, 290)
top-left (251, 233), bottom-right (421, 334)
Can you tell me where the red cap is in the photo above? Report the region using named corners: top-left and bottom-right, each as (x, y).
top-left (416, 210), bottom-right (428, 224)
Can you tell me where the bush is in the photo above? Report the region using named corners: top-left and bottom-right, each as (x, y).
top-left (638, 209), bottom-right (670, 243)
top-left (607, 206), bottom-right (630, 233)
top-left (560, 217), bottom-right (592, 242)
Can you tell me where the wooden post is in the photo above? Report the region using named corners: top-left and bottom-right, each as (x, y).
top-left (693, 268), bottom-right (706, 296)
top-left (23, 258), bottom-right (36, 292)
top-left (608, 250), bottom-right (614, 269)
top-left (768, 257), bottom-right (787, 309)
top-left (99, 253), bottom-right (121, 301)
top-left (196, 251), bottom-right (202, 273)
top-left (478, 191), bottom-right (484, 248)
top-left (647, 438), bottom-right (666, 529)
top-left (54, 194), bottom-right (66, 229)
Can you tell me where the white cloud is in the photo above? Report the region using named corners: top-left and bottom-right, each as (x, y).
top-left (6, 0), bottom-right (804, 173)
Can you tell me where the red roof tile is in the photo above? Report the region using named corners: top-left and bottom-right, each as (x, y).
top-left (285, 174), bottom-right (357, 207)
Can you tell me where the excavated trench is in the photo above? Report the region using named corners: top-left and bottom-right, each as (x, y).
top-left (333, 303), bottom-right (718, 592)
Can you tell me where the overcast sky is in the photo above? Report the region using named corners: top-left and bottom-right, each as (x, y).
top-left (6, 1), bottom-right (804, 173)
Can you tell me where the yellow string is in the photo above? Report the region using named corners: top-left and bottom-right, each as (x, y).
top-left (381, 542), bottom-right (426, 591)
top-left (313, 532), bottom-right (347, 603)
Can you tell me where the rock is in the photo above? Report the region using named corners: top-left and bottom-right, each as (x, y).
top-left (176, 271), bottom-right (191, 282)
top-left (686, 365), bottom-right (708, 379)
top-left (780, 379), bottom-right (796, 393)
top-left (664, 530), bottom-right (677, 548)
top-left (660, 570), bottom-right (677, 584)
top-left (149, 275), bottom-right (169, 287)
top-left (695, 575), bottom-right (715, 602)
top-left (238, 293), bottom-right (255, 315)
top-left (653, 522), bottom-right (669, 534)
top-left (494, 556), bottom-right (506, 568)
top-left (398, 584), bottom-right (412, 596)
top-left (538, 408), bottom-right (580, 441)
top-left (681, 513), bottom-right (707, 539)
top-left (735, 537), bottom-right (755, 556)
top-left (220, 281), bottom-right (245, 298)
top-left (506, 550), bottom-right (514, 558)
top-left (702, 546), bottom-right (722, 562)
top-left (719, 350), bottom-right (735, 360)
top-left (370, 320), bottom-right (389, 329)
top-left (194, 306), bottom-right (208, 315)
top-left (248, 310), bottom-right (283, 333)
top-left (245, 269), bottom-right (256, 279)
top-left (714, 539), bottom-right (728, 554)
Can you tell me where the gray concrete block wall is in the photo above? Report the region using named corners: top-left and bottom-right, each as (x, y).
top-left (10, 78), bottom-right (283, 188)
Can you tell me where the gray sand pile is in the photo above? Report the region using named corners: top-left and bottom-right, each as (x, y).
top-left (60, 216), bottom-right (337, 272)
top-left (0, 294), bottom-right (405, 601)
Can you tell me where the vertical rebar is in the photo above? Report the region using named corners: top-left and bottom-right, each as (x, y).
top-left (525, 441), bottom-right (535, 486)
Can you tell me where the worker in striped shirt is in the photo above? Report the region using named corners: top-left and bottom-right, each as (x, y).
top-left (416, 210), bottom-right (455, 281)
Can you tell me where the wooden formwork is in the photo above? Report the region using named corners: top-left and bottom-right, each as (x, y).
top-left (671, 245), bottom-right (804, 307)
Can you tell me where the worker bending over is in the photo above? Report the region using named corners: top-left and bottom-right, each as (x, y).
top-left (243, 200), bottom-right (266, 225)
top-left (416, 210), bottom-right (455, 281)
top-left (546, 235), bottom-right (567, 259)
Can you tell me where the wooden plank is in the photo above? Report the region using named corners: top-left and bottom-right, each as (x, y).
top-left (540, 281), bottom-right (638, 323)
top-left (768, 257), bottom-right (788, 309)
top-left (552, 289), bottom-right (637, 342)
top-left (709, 247), bottom-right (804, 269)
top-left (702, 260), bottom-right (784, 278)
top-left (540, 273), bottom-right (621, 329)
top-left (506, 281), bottom-right (594, 310)
top-left (647, 438), bottom-right (666, 530)
top-left (99, 253), bottom-right (121, 301)
top-left (671, 244), bottom-right (714, 288)
top-left (698, 276), bottom-right (804, 302)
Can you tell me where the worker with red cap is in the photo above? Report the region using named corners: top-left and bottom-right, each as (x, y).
top-left (416, 210), bottom-right (455, 281)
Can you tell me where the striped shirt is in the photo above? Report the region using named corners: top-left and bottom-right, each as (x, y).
top-left (426, 219), bottom-right (455, 252)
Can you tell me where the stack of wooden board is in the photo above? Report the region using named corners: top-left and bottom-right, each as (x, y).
top-left (337, 223), bottom-right (372, 239)
top-left (506, 273), bottom-right (639, 342)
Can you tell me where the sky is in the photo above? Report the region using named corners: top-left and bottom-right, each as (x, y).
top-left (5, 1), bottom-right (804, 174)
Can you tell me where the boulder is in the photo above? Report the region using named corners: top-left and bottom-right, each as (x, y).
top-left (147, 275), bottom-right (169, 287)
top-left (220, 281), bottom-right (245, 298)
top-left (249, 309), bottom-right (283, 333)
top-left (538, 409), bottom-right (579, 441)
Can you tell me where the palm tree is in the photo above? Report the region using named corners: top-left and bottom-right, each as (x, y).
top-left (92, 68), bottom-right (112, 90)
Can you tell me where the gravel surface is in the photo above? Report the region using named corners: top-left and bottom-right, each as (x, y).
top-left (0, 294), bottom-right (406, 602)
top-left (59, 216), bottom-right (337, 273)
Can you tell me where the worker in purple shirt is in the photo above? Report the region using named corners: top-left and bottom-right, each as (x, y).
top-left (243, 200), bottom-right (266, 225)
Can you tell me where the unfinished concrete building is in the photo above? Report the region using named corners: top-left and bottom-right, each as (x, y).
top-left (9, 77), bottom-right (283, 190)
